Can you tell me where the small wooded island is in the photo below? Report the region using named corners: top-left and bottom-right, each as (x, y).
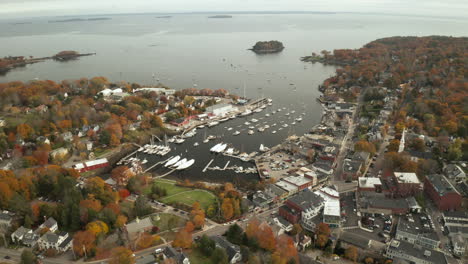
top-left (250, 40), bottom-right (284, 54)
top-left (207, 15), bottom-right (232, 18)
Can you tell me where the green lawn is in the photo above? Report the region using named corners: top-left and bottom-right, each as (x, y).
top-left (153, 179), bottom-right (191, 196)
top-left (151, 213), bottom-right (186, 232)
top-left (189, 249), bottom-right (214, 264)
top-left (160, 190), bottom-right (217, 210)
top-left (151, 179), bottom-right (218, 210)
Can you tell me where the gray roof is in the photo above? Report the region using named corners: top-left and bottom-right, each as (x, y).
top-left (163, 246), bottom-right (188, 264)
top-left (126, 217), bottom-right (153, 234)
top-left (0, 212), bottom-right (13, 222)
top-left (397, 214), bottom-right (439, 241)
top-left (426, 174), bottom-right (459, 197)
top-left (388, 240), bottom-right (447, 264)
top-left (12, 226), bottom-right (31, 237)
top-left (444, 164), bottom-right (464, 178)
top-left (41, 232), bottom-right (59, 244)
top-left (287, 189), bottom-right (324, 211)
top-left (210, 235), bottom-right (240, 262)
top-left (136, 254), bottom-right (157, 264)
top-left (443, 211), bottom-right (468, 219)
top-left (58, 235), bottom-right (72, 249)
top-left (340, 231), bottom-right (371, 249)
top-left (41, 217), bottom-right (57, 229)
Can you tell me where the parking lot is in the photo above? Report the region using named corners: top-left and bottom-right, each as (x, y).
top-left (256, 150), bottom-right (308, 180)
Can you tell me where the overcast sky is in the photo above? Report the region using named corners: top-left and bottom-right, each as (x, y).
top-left (0, 0), bottom-right (466, 18)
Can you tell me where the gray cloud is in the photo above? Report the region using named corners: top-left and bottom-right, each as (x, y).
top-left (0, 0), bottom-right (466, 18)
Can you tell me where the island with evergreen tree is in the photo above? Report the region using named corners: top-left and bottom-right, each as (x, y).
top-left (250, 40), bottom-right (284, 54)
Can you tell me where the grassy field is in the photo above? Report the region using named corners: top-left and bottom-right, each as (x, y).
top-left (160, 190), bottom-right (217, 210)
top-left (153, 179), bottom-right (217, 210)
top-left (189, 249), bottom-right (214, 264)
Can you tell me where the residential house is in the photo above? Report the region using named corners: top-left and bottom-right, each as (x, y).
top-left (162, 246), bottom-right (190, 264)
top-left (125, 217), bottom-right (153, 241)
top-left (424, 174), bottom-right (462, 211)
top-left (210, 236), bottom-right (242, 264)
top-left (37, 231), bottom-right (72, 253)
top-left (273, 217), bottom-right (293, 232)
top-left (0, 211), bottom-right (13, 229)
top-left (444, 164), bottom-right (466, 181)
top-left (39, 217), bottom-right (58, 232)
top-left (11, 226), bottom-right (32, 244)
top-left (385, 240), bottom-right (447, 264)
top-left (293, 234), bottom-right (312, 251)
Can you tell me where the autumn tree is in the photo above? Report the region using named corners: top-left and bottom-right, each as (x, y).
top-left (190, 202), bottom-right (205, 229)
top-left (115, 214), bottom-right (128, 228)
top-left (315, 223), bottom-right (331, 248)
top-left (272, 234), bottom-right (298, 264)
top-left (172, 229), bottom-right (192, 249)
top-left (136, 233), bottom-right (159, 250)
top-left (345, 246), bottom-right (358, 262)
top-left (221, 198), bottom-right (234, 221)
top-left (354, 140), bottom-right (376, 154)
top-left (86, 220), bottom-right (109, 237)
top-left (109, 247), bottom-right (135, 264)
top-left (73, 230), bottom-right (96, 258)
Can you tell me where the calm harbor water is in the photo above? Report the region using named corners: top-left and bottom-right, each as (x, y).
top-left (1, 13), bottom-right (466, 183)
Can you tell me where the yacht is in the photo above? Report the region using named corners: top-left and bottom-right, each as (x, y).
top-left (194, 142), bottom-right (199, 147)
top-left (295, 117), bottom-right (303, 122)
top-left (203, 138), bottom-right (210, 143)
top-left (285, 112), bottom-right (290, 116)
top-left (292, 122), bottom-right (296, 125)
top-left (258, 127), bottom-right (265, 132)
top-left (272, 130), bottom-right (277, 134)
top-left (250, 118), bottom-right (259, 123)
top-left (175, 138), bottom-right (185, 144)
top-left (141, 159), bottom-right (148, 164)
top-left (254, 108), bottom-right (263, 113)
top-left (165, 156), bottom-right (180, 167)
top-left (248, 130), bottom-right (254, 135)
top-left (207, 135), bottom-right (216, 140)
top-left (167, 137), bottom-right (175, 143)
top-left (176, 159), bottom-right (195, 170)
top-left (283, 124), bottom-right (288, 128)
top-left (265, 113), bottom-right (270, 117)
top-left (249, 126), bottom-right (255, 130)
top-left (233, 131), bottom-right (241, 136)
top-left (198, 125), bottom-right (205, 129)
top-left (244, 121), bottom-right (251, 126)
top-left (264, 125), bottom-right (270, 129)
top-left (227, 127), bottom-right (233, 131)
top-left (240, 109), bottom-right (252, 116)
top-left (208, 121), bottom-right (219, 127)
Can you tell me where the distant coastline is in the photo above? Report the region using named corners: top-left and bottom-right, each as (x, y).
top-left (207, 15), bottom-right (233, 18)
top-left (48, 17), bottom-right (111, 23)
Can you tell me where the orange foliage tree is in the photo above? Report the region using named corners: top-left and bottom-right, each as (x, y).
top-left (73, 230), bottom-right (96, 257)
top-left (172, 229), bottom-right (192, 249)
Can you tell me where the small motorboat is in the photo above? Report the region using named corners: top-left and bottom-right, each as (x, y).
top-left (233, 131), bottom-right (241, 136)
top-left (248, 130), bottom-right (254, 135)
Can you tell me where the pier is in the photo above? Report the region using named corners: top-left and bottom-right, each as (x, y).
top-left (203, 159), bottom-right (214, 172)
top-left (143, 156), bottom-right (173, 173)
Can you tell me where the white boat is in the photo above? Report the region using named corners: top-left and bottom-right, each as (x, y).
top-left (172, 158), bottom-right (187, 168)
top-left (159, 148), bottom-right (171, 156)
top-left (217, 144), bottom-right (227, 153)
top-left (285, 112), bottom-right (290, 116)
top-left (250, 119), bottom-right (258, 123)
top-left (167, 137), bottom-right (175, 143)
top-left (277, 109), bottom-right (282, 112)
top-left (295, 117), bottom-right (303, 122)
top-left (272, 130), bottom-right (277, 134)
top-left (218, 117), bottom-right (229, 122)
top-left (176, 159), bottom-right (195, 170)
top-left (291, 110), bottom-right (296, 114)
top-left (283, 124), bottom-right (288, 128)
top-left (233, 131), bottom-right (241, 136)
top-left (194, 142), bottom-right (199, 147)
top-left (264, 125), bottom-right (270, 129)
top-left (227, 127), bottom-right (233, 131)
top-left (175, 138), bottom-right (185, 144)
top-left (272, 123), bottom-right (277, 127)
top-left (240, 109), bottom-right (252, 116)
top-left (138, 147), bottom-right (144, 152)
top-left (292, 122), bottom-right (296, 125)
top-left (225, 148), bottom-right (234, 155)
top-left (249, 126), bottom-right (255, 129)
top-left (244, 121), bottom-right (251, 125)
top-left (248, 130), bottom-right (254, 135)
top-left (279, 128), bottom-right (283, 131)
top-left (265, 113), bottom-right (270, 117)
top-left (210, 143), bottom-right (222, 152)
top-left (198, 125), bottom-right (205, 129)
top-left (165, 156), bottom-right (180, 167)
top-left (254, 108), bottom-right (263, 113)
top-left (259, 144), bottom-right (269, 152)
top-left (207, 135), bottom-right (216, 140)
top-left (208, 121), bottom-right (219, 127)
top-left (203, 139), bottom-right (209, 143)
top-left (258, 127), bottom-right (265, 132)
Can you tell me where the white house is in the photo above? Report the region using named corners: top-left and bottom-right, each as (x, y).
top-left (37, 231), bottom-right (72, 253)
